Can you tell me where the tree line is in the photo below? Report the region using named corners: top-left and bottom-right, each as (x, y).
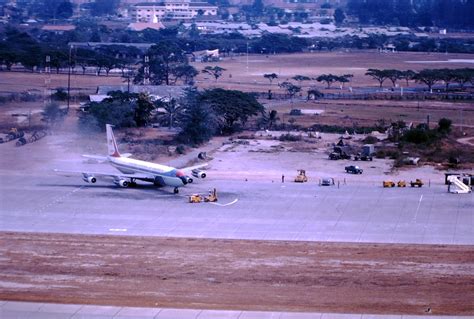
top-left (347, 0), bottom-right (474, 29)
top-left (365, 68), bottom-right (474, 91)
top-left (80, 88), bottom-right (265, 145)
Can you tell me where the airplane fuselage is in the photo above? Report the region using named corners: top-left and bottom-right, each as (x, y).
top-left (108, 156), bottom-right (186, 188)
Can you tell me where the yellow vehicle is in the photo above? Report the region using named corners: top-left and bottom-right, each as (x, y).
top-left (397, 180), bottom-right (407, 187)
top-left (410, 179), bottom-right (424, 187)
top-left (383, 181), bottom-right (395, 188)
top-left (294, 169), bottom-right (308, 183)
top-left (189, 189), bottom-right (218, 203)
top-left (189, 194), bottom-right (203, 203)
top-left (204, 188), bottom-right (218, 202)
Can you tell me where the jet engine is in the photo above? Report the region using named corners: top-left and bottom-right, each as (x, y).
top-left (192, 169), bottom-right (207, 179)
top-left (114, 179), bottom-right (130, 187)
top-left (185, 176), bottom-right (194, 184)
top-left (82, 175), bottom-right (97, 184)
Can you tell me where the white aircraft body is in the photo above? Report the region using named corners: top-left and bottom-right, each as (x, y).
top-left (56, 124), bottom-right (207, 193)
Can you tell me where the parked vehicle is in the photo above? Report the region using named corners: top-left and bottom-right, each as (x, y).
top-left (383, 181), bottom-right (395, 187)
top-left (321, 178), bottom-right (335, 186)
top-left (354, 153), bottom-right (373, 161)
top-left (345, 165), bottom-right (363, 174)
top-left (410, 179), bottom-right (424, 187)
top-left (294, 169), bottom-right (308, 183)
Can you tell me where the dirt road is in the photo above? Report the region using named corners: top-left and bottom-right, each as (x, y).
top-left (1, 232), bottom-right (473, 315)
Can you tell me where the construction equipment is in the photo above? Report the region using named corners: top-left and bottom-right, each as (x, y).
top-left (397, 180), bottom-right (407, 187)
top-left (15, 130), bottom-right (47, 147)
top-left (189, 194), bottom-right (203, 203)
top-left (204, 188), bottom-right (218, 202)
top-left (294, 169), bottom-right (308, 183)
top-left (383, 181), bottom-right (395, 188)
top-left (189, 188), bottom-right (218, 203)
top-left (0, 128), bottom-right (24, 144)
top-left (410, 179), bottom-right (424, 187)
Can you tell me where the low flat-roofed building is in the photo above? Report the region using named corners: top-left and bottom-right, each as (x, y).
top-left (131, 0), bottom-right (217, 22)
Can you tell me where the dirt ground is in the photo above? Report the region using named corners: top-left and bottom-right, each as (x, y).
top-left (0, 232), bottom-right (473, 315)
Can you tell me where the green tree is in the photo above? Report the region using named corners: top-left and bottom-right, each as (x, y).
top-left (400, 70), bottom-right (415, 87)
top-left (385, 69), bottom-right (402, 87)
top-left (264, 73), bottom-right (278, 85)
top-left (337, 74), bottom-right (353, 88)
top-left (292, 75), bottom-right (311, 86)
top-left (315, 74), bottom-right (338, 88)
top-left (156, 97), bottom-right (184, 129)
top-left (438, 68), bottom-right (456, 91)
top-left (438, 118), bottom-right (452, 134)
top-left (202, 66), bottom-right (226, 82)
top-left (267, 110), bottom-right (279, 129)
top-left (414, 69), bottom-right (441, 92)
top-left (198, 88), bottom-right (264, 133)
top-left (81, 91), bottom-right (154, 128)
top-left (334, 8), bottom-right (346, 25)
top-left (171, 64), bottom-right (198, 85)
top-left (279, 81), bottom-right (301, 100)
top-left (56, 1), bottom-right (74, 19)
top-left (134, 93), bottom-right (155, 127)
top-left (91, 0), bottom-right (119, 16)
top-left (365, 69), bottom-right (389, 88)
top-left (177, 89), bottom-right (217, 145)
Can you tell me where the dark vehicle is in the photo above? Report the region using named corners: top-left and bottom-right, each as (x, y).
top-left (345, 165), bottom-right (363, 174)
top-left (329, 152), bottom-right (351, 160)
top-left (354, 153), bottom-right (373, 161)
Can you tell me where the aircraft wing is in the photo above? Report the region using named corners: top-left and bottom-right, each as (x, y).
top-left (53, 169), bottom-right (153, 181)
top-left (82, 153), bottom-right (132, 161)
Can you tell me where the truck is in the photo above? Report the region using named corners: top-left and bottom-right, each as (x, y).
top-left (345, 165), bottom-right (363, 174)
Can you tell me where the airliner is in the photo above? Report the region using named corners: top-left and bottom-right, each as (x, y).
top-left (55, 124), bottom-right (208, 193)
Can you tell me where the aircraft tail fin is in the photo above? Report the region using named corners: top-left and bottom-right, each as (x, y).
top-left (106, 124), bottom-right (121, 158)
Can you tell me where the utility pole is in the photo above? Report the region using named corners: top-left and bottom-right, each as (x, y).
top-left (246, 41), bottom-right (249, 73)
top-left (67, 45), bottom-right (73, 113)
top-left (144, 55), bottom-right (149, 85)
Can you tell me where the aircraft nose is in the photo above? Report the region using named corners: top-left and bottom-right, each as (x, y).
top-left (176, 170), bottom-right (187, 185)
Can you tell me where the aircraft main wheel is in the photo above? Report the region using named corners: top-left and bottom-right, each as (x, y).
top-left (174, 187), bottom-right (179, 194)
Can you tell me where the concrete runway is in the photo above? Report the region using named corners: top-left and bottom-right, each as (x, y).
top-left (1, 172), bottom-right (473, 245)
top-left (2, 301), bottom-right (474, 319)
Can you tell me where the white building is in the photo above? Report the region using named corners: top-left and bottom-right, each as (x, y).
top-left (131, 0), bottom-right (217, 22)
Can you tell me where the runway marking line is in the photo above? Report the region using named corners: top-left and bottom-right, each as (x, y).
top-left (413, 194), bottom-right (423, 221)
top-left (109, 228), bottom-right (128, 232)
top-left (209, 199), bottom-right (238, 207)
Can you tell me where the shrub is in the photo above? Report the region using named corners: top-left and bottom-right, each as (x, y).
top-left (362, 135), bottom-right (379, 144)
top-left (289, 109), bottom-right (302, 116)
top-left (176, 145), bottom-right (186, 154)
top-left (279, 133), bottom-right (302, 141)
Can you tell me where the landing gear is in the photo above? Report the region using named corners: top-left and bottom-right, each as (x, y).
top-left (174, 187), bottom-right (179, 194)
top-left (130, 179), bottom-right (137, 187)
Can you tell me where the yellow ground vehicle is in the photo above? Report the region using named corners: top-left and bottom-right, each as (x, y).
top-left (189, 188), bottom-right (218, 203)
top-left (410, 179), bottom-right (424, 187)
top-left (397, 180), bottom-right (407, 187)
top-left (294, 169), bottom-right (308, 183)
top-left (189, 194), bottom-right (203, 203)
top-left (383, 181), bottom-right (395, 188)
top-left (204, 188), bottom-right (218, 202)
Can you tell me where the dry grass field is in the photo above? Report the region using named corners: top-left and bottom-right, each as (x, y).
top-left (192, 50), bottom-right (474, 92)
